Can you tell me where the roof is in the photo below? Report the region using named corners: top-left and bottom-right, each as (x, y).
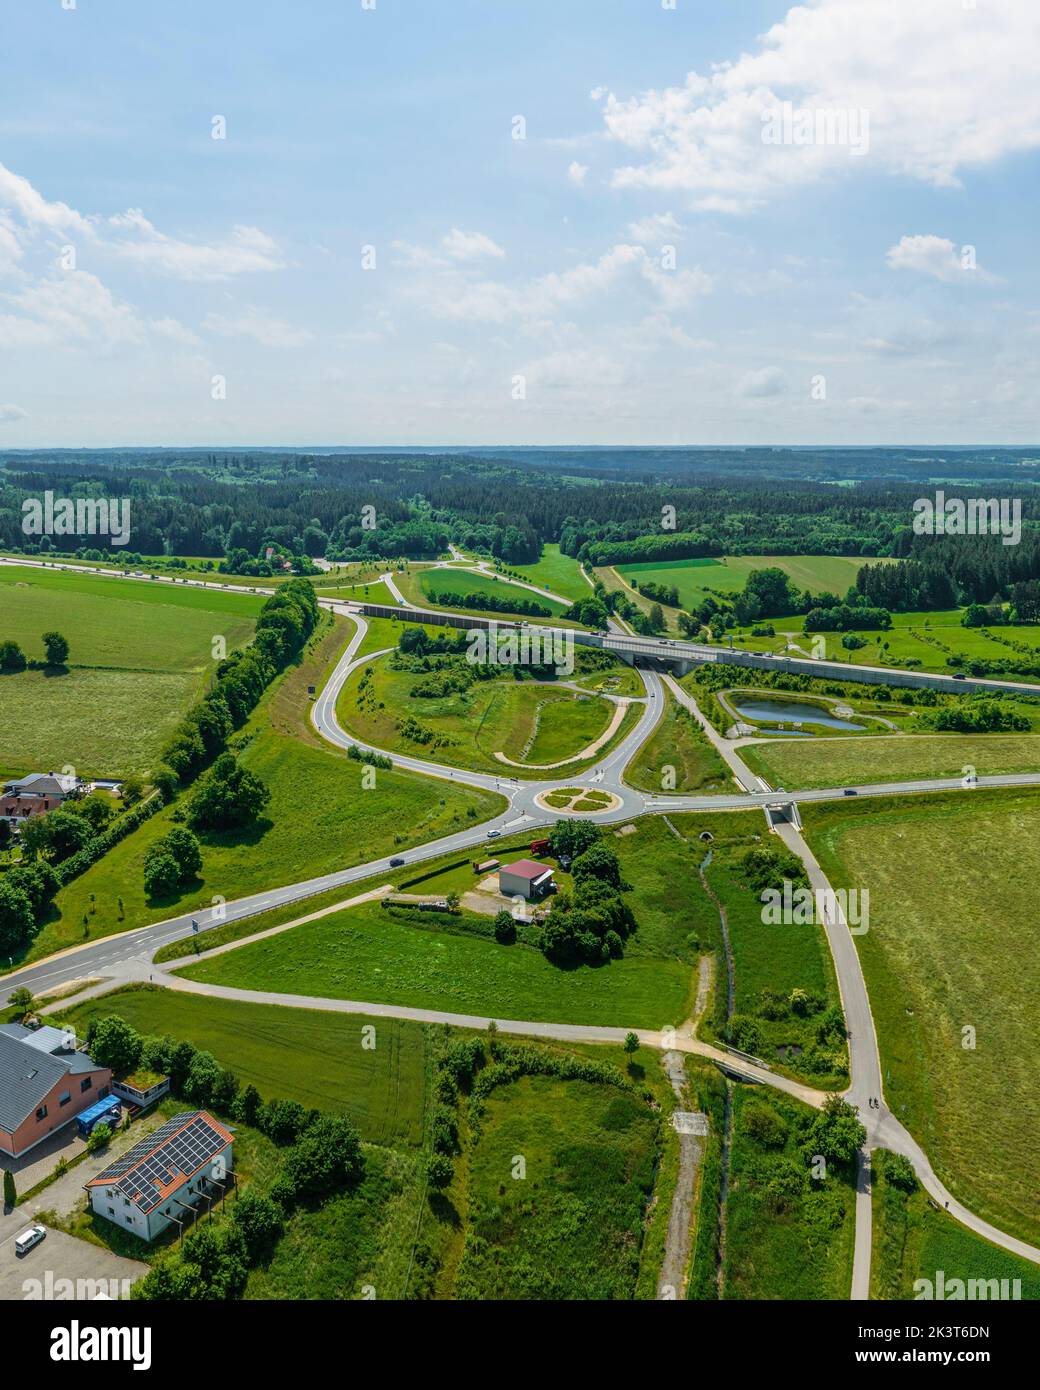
top-left (86, 1111), bottom-right (233, 1214)
top-left (501, 859), bottom-right (555, 882)
top-left (0, 1029), bottom-right (105, 1131)
top-left (78, 1094), bottom-right (123, 1126)
top-left (0, 1024), bottom-right (98, 1075)
top-left (2, 773), bottom-right (75, 798)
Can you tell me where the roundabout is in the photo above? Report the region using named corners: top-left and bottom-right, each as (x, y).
top-left (533, 786), bottom-right (623, 816)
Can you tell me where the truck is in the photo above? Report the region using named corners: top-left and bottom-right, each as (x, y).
top-left (530, 839), bottom-right (550, 857)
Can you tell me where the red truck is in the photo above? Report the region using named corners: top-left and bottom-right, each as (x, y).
top-left (530, 839), bottom-right (550, 857)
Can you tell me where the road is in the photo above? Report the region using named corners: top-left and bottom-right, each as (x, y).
top-left (5, 555), bottom-right (1040, 1294)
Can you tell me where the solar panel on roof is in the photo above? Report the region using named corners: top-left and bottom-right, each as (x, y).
top-left (92, 1113), bottom-right (230, 1212)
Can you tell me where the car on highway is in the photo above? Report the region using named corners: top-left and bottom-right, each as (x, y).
top-left (486, 829), bottom-right (501, 839)
top-left (389, 857), bottom-right (406, 868)
top-left (14, 1225), bottom-right (46, 1257)
top-left (952, 672), bottom-right (966, 680)
top-left (843, 788), bottom-right (858, 796)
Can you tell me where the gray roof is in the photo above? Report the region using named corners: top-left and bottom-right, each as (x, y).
top-left (0, 1028), bottom-right (104, 1131)
top-left (2, 774), bottom-right (69, 798)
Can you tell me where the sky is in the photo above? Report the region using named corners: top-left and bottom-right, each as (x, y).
top-left (0, 0), bottom-right (1038, 448)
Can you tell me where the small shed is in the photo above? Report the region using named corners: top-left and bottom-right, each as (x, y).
top-left (76, 1093), bottom-right (122, 1138)
top-left (499, 859), bottom-right (555, 901)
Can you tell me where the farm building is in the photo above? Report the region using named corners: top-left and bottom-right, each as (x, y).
top-left (85, 1110), bottom-right (234, 1242)
top-left (499, 859), bottom-right (555, 901)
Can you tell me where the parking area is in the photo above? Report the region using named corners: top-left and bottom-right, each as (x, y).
top-left (0, 1227), bottom-right (146, 1300)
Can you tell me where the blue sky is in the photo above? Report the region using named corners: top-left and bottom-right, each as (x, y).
top-left (0, 0), bottom-right (1037, 446)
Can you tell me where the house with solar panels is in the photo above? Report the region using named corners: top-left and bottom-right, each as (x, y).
top-left (84, 1110), bottom-right (235, 1242)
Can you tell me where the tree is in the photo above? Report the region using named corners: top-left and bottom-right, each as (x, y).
top-left (86, 1122), bottom-right (112, 1154)
top-left (143, 852), bottom-right (181, 899)
top-left (2, 1169), bottom-right (15, 1209)
top-left (0, 819), bottom-right (10, 853)
top-left (89, 1015), bottom-right (142, 1074)
top-left (571, 842), bottom-right (623, 890)
top-left (0, 640), bottom-right (26, 672)
top-left (41, 631), bottom-right (69, 665)
top-left (804, 1095), bottom-right (866, 1168)
top-left (493, 909), bottom-right (516, 944)
top-left (548, 819), bottom-right (600, 861)
top-left (231, 1192), bottom-right (283, 1259)
top-left (425, 1153), bottom-right (454, 1188)
top-left (120, 774), bottom-right (144, 806)
top-left (282, 1115), bottom-right (364, 1199)
top-left (0, 880), bottom-right (35, 956)
top-left (7, 987), bottom-right (35, 1020)
top-left (34, 807), bottom-right (92, 862)
top-left (623, 1032), bottom-right (640, 1056)
top-left (187, 753), bottom-right (271, 832)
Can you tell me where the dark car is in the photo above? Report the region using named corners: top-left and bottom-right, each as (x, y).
top-left (843, 788), bottom-right (858, 796)
top-left (389, 857), bottom-right (406, 868)
top-left (952, 673), bottom-right (967, 680)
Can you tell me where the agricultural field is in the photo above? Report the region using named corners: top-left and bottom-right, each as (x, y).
top-left (314, 578), bottom-right (396, 607)
top-left (721, 1086), bottom-right (856, 1299)
top-left (871, 1150), bottom-right (1040, 1301)
top-left (804, 788), bottom-right (1040, 1246)
top-left (741, 732), bottom-right (1040, 790)
top-left (615, 554), bottom-right (883, 613)
top-left (624, 693), bottom-right (731, 794)
top-left (0, 565), bottom-right (260, 773)
top-left (29, 617), bottom-right (505, 961)
top-left (338, 646), bottom-right (641, 778)
top-left (60, 986), bottom-right (428, 1147)
top-left (452, 1073), bottom-right (659, 1299)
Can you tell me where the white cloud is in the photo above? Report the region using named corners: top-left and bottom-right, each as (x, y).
top-left (0, 403), bottom-right (27, 422)
top-left (885, 234), bottom-right (991, 283)
top-left (597, 0), bottom-right (1040, 210)
top-left (107, 213), bottom-right (284, 280)
top-left (626, 212), bottom-right (682, 244)
top-left (441, 227), bottom-right (506, 262)
top-left (0, 271), bottom-right (149, 349)
top-left (567, 161), bottom-right (589, 186)
top-left (203, 307), bottom-right (312, 348)
top-left (0, 163), bottom-right (95, 237)
top-left (737, 366), bottom-right (786, 398)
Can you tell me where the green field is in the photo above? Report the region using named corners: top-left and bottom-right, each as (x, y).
top-left (28, 618), bottom-right (505, 961)
top-left (453, 1073), bottom-right (659, 1299)
top-left (338, 647), bottom-right (639, 778)
top-left (59, 986), bottom-right (428, 1147)
top-left (0, 566), bottom-right (260, 773)
top-left (741, 732), bottom-right (1040, 790)
top-left (871, 1150), bottom-right (1040, 1301)
top-left (502, 544), bottom-right (591, 603)
top-left (723, 1085), bottom-right (856, 1299)
top-left (412, 566), bottom-right (570, 618)
top-left (314, 578), bottom-right (396, 607)
top-left (804, 789), bottom-right (1040, 1246)
top-left (624, 693), bottom-right (731, 794)
top-left (616, 554), bottom-right (882, 613)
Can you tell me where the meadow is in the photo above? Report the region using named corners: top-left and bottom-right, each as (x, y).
top-left (60, 985), bottom-right (428, 1147)
top-left (804, 787), bottom-right (1040, 1246)
top-left (452, 1073), bottom-right (659, 1299)
top-left (410, 566), bottom-right (571, 619)
top-left (624, 693), bottom-right (731, 794)
top-left (0, 565), bottom-right (259, 773)
top-left (615, 554), bottom-right (881, 612)
top-left (740, 731), bottom-right (1040, 790)
top-left (499, 544), bottom-right (591, 603)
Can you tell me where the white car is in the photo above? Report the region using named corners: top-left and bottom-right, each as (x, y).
top-left (14, 1225), bottom-right (46, 1257)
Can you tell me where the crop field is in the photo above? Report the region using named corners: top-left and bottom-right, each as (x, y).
top-left (0, 565), bottom-right (260, 772)
top-left (871, 1150), bottom-right (1040, 1301)
top-left (338, 653), bottom-right (639, 777)
top-left (60, 986), bottom-right (428, 1147)
top-left (452, 1074), bottom-right (659, 1299)
top-left (615, 554), bottom-right (882, 612)
top-left (624, 693), bottom-right (731, 794)
top-left (740, 732), bottom-right (1040, 790)
top-left (723, 1086), bottom-right (856, 1299)
top-left (804, 788), bottom-right (1040, 1246)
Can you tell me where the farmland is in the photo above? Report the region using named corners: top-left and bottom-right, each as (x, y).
top-left (615, 554), bottom-right (883, 613)
top-left (0, 565), bottom-right (260, 773)
top-left (804, 788), bottom-right (1040, 1245)
top-left (741, 731), bottom-right (1040, 790)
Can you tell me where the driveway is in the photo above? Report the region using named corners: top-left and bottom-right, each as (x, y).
top-left (0, 1227), bottom-right (145, 1300)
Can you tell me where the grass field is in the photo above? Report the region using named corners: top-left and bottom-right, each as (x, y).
top-left (453, 1073), bottom-right (659, 1299)
top-left (871, 1150), bottom-right (1040, 1301)
top-left (723, 1085), bottom-right (856, 1299)
top-left (59, 986), bottom-right (428, 1147)
top-left (804, 788), bottom-right (1040, 1245)
top-left (411, 566), bottom-right (570, 618)
top-left (500, 544), bottom-right (591, 603)
top-left (615, 554), bottom-right (882, 613)
top-left (624, 693), bottom-right (731, 794)
top-left (314, 578), bottom-right (396, 606)
top-left (0, 565), bottom-right (259, 773)
top-left (28, 618), bottom-right (505, 961)
top-left (741, 732), bottom-right (1040, 790)
top-left (338, 649), bottom-right (639, 778)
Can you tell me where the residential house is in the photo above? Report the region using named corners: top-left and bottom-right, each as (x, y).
top-left (0, 1024), bottom-right (112, 1158)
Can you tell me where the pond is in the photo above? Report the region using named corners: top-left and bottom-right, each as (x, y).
top-left (734, 698), bottom-right (864, 731)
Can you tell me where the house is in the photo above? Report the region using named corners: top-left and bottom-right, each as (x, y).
top-left (498, 858), bottom-right (556, 901)
top-left (113, 1071), bottom-right (170, 1111)
top-left (0, 1024), bottom-right (112, 1158)
top-left (0, 771), bottom-right (80, 823)
top-left (85, 1110), bottom-right (234, 1242)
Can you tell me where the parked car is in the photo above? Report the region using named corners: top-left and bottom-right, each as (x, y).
top-left (14, 1225), bottom-right (46, 1257)
top-left (389, 857), bottom-right (406, 868)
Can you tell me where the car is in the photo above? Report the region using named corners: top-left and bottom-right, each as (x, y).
top-left (843, 788), bottom-right (858, 796)
top-left (14, 1225), bottom-right (46, 1257)
top-left (486, 829), bottom-right (501, 839)
top-left (389, 857), bottom-right (406, 868)
top-left (952, 672), bottom-right (966, 680)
